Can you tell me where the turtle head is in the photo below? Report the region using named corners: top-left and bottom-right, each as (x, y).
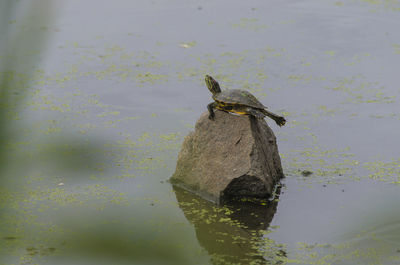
top-left (205, 75), bottom-right (221, 95)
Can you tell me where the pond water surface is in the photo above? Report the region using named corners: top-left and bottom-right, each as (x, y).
top-left (1, 0), bottom-right (400, 264)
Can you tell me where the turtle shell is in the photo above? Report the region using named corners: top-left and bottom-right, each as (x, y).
top-left (213, 89), bottom-right (266, 109)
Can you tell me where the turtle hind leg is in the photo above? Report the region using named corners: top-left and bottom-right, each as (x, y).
top-left (274, 116), bottom-right (286, 127)
top-left (207, 102), bottom-right (218, 120)
top-left (247, 108), bottom-right (266, 119)
top-left (262, 109), bottom-right (286, 126)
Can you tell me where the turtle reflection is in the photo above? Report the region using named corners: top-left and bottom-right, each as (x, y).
top-left (172, 185), bottom-right (286, 265)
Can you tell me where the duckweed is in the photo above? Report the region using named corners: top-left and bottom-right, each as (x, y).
top-left (2, 2), bottom-right (400, 263)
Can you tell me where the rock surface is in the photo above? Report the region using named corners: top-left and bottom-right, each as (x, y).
top-left (171, 110), bottom-right (284, 203)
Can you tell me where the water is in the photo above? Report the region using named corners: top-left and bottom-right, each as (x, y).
top-left (1, 0), bottom-right (400, 264)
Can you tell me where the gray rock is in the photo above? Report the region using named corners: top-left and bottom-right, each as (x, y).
top-left (171, 110), bottom-right (284, 204)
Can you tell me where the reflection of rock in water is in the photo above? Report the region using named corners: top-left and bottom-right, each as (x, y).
top-left (172, 185), bottom-right (286, 265)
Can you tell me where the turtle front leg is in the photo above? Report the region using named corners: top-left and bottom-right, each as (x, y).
top-left (207, 102), bottom-right (218, 120)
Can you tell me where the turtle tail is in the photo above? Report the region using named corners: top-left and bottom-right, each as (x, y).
top-left (261, 109), bottom-right (286, 127)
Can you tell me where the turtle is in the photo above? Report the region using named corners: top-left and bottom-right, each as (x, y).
top-left (205, 75), bottom-right (286, 126)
